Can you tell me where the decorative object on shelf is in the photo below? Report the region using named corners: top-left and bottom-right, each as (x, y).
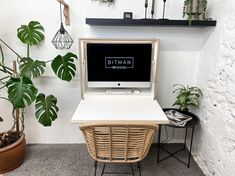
top-left (144, 0), bottom-right (148, 19)
top-left (160, 0), bottom-right (169, 20)
top-left (183, 0), bottom-right (207, 25)
top-left (0, 20), bottom-right (78, 173)
top-left (172, 84), bottom-right (203, 111)
top-left (52, 0), bottom-right (73, 49)
top-left (151, 0), bottom-right (155, 19)
top-left (123, 12), bottom-right (133, 19)
top-left (92, 0), bottom-right (115, 5)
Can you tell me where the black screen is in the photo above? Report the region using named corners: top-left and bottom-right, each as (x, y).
top-left (87, 43), bottom-right (152, 82)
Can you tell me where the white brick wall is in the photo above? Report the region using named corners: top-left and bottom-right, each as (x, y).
top-left (194, 1), bottom-right (235, 175)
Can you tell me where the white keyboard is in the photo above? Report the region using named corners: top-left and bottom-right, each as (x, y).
top-left (105, 89), bottom-right (132, 95)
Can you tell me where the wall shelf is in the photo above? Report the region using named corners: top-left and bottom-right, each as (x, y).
top-left (86, 18), bottom-right (216, 27)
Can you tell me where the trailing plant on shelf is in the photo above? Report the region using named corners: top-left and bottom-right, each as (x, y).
top-left (92, 0), bottom-right (115, 5)
top-left (0, 21), bottom-right (77, 148)
top-left (172, 84), bottom-right (203, 111)
top-left (183, 0), bottom-right (207, 25)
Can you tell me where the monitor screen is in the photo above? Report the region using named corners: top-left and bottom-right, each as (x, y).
top-left (86, 43), bottom-right (152, 88)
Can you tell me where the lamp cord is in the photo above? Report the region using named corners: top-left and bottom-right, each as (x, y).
top-left (60, 2), bottom-right (63, 24)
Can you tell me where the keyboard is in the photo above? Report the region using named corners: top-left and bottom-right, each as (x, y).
top-left (105, 89), bottom-right (132, 95)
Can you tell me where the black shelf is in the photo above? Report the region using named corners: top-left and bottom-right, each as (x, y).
top-left (86, 18), bottom-right (216, 27)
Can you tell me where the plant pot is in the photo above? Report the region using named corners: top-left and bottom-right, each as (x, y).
top-left (0, 132), bottom-right (26, 174)
top-left (186, 0), bottom-right (206, 20)
top-left (186, 0), bottom-right (204, 14)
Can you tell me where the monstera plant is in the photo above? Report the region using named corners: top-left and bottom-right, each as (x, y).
top-left (0, 21), bottom-right (77, 149)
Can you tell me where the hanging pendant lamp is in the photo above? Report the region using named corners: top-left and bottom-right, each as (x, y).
top-left (52, 2), bottom-right (73, 49)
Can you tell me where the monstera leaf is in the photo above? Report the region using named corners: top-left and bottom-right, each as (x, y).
top-left (20, 57), bottom-right (46, 78)
top-left (6, 77), bottom-right (38, 108)
top-left (17, 21), bottom-right (44, 46)
top-left (35, 93), bottom-right (59, 126)
top-left (51, 52), bottom-right (77, 82)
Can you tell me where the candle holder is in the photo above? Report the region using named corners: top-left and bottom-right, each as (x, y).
top-left (159, 0), bottom-right (169, 20)
top-left (144, 0), bottom-right (148, 19)
top-left (151, 0), bottom-right (155, 19)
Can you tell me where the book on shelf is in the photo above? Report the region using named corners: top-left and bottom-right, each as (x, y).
top-left (165, 110), bottom-right (192, 127)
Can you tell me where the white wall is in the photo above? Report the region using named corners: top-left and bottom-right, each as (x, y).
top-left (193, 0), bottom-right (235, 176)
top-left (0, 0), bottom-right (206, 143)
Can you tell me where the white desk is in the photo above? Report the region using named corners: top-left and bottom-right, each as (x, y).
top-left (71, 95), bottom-right (169, 125)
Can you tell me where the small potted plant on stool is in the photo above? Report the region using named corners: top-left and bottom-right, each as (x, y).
top-left (163, 84), bottom-right (203, 126)
top-left (172, 84), bottom-right (203, 112)
top-left (158, 85), bottom-right (203, 167)
top-left (164, 84), bottom-right (203, 126)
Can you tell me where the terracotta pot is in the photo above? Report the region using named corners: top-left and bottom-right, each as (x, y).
top-left (0, 133), bottom-right (26, 174)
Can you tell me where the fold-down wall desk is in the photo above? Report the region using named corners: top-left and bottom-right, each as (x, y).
top-left (71, 38), bottom-right (169, 126)
top-left (71, 95), bottom-right (169, 125)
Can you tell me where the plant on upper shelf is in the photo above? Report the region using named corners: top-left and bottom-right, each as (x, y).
top-left (92, 0), bottom-right (115, 5)
top-left (0, 21), bottom-right (77, 149)
top-left (183, 0), bottom-right (207, 25)
top-left (172, 84), bottom-right (203, 111)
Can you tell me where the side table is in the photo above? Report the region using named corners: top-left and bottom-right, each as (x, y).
top-left (157, 108), bottom-right (199, 168)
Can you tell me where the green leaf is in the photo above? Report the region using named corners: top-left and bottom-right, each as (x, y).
top-left (17, 21), bottom-right (44, 46)
top-left (172, 100), bottom-right (180, 107)
top-left (187, 98), bottom-right (199, 108)
top-left (0, 117), bottom-right (3, 122)
top-left (0, 44), bottom-right (4, 64)
top-left (6, 76), bottom-right (38, 108)
top-left (51, 52), bottom-right (77, 82)
top-left (20, 57), bottom-right (46, 78)
top-left (172, 84), bottom-right (186, 93)
top-left (35, 93), bottom-right (59, 126)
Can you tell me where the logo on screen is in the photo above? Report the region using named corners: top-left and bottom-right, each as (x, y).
top-left (105, 57), bottom-right (134, 69)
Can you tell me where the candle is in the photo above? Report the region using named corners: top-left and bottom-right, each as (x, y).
top-left (151, 0), bottom-right (155, 12)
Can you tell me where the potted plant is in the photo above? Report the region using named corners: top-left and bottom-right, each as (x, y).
top-left (0, 21), bottom-right (77, 173)
top-left (163, 84), bottom-right (203, 127)
top-left (183, 0), bottom-right (207, 25)
top-left (172, 84), bottom-right (203, 111)
top-left (92, 0), bottom-right (115, 5)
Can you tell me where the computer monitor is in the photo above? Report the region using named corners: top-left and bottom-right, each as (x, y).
top-left (80, 39), bottom-right (156, 88)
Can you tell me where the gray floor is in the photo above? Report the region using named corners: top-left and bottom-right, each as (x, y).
top-left (6, 144), bottom-right (205, 176)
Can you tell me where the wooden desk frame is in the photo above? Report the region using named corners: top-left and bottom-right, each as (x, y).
top-left (71, 38), bottom-right (168, 125)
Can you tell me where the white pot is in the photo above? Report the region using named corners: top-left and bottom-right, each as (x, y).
top-left (186, 0), bottom-right (205, 18)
